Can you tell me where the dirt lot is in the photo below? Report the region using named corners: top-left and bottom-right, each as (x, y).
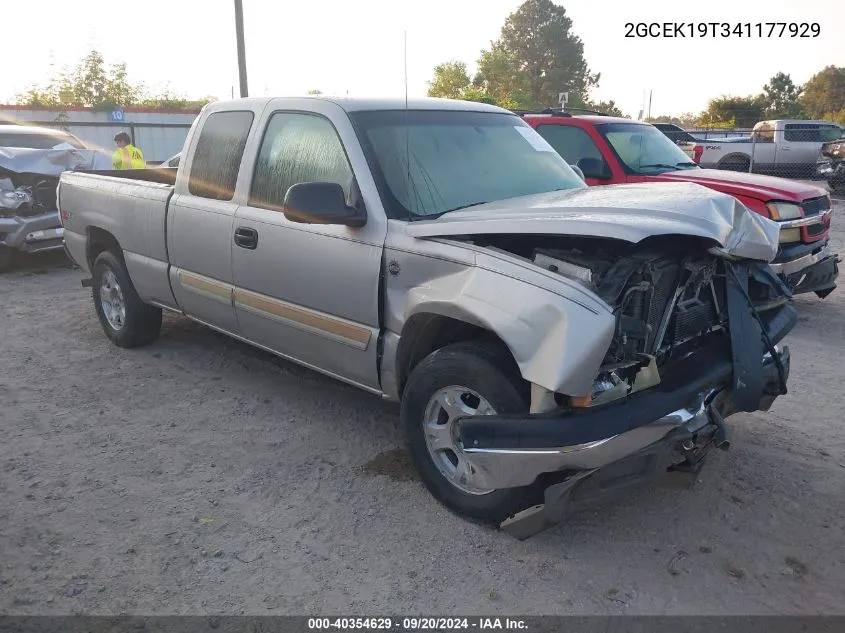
top-left (2, 196), bottom-right (844, 616)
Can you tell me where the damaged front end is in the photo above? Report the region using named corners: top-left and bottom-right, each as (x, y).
top-left (0, 146), bottom-right (99, 258)
top-left (452, 236), bottom-right (795, 539)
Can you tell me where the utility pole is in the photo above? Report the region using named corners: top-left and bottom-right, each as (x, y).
top-left (234, 0), bottom-right (249, 97)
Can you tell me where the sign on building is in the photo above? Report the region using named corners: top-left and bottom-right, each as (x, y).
top-left (109, 109), bottom-right (126, 123)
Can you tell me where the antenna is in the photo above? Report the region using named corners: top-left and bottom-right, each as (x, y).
top-left (404, 30), bottom-right (411, 218)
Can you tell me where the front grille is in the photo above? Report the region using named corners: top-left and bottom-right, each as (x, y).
top-left (802, 196), bottom-right (831, 216)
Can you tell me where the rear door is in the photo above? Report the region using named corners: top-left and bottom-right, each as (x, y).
top-left (781, 123), bottom-right (825, 170)
top-left (230, 102), bottom-right (387, 391)
top-left (167, 110), bottom-right (256, 333)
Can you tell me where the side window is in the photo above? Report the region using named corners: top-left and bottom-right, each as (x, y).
top-left (188, 111), bottom-right (254, 200)
top-left (753, 124), bottom-right (774, 143)
top-left (784, 124), bottom-right (820, 143)
top-left (249, 112), bottom-right (354, 212)
top-left (534, 124), bottom-right (604, 165)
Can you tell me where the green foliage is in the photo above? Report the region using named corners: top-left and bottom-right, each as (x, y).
top-left (761, 72), bottom-right (805, 119)
top-left (460, 88), bottom-right (498, 105)
top-left (497, 0), bottom-right (598, 108)
top-left (426, 0), bottom-right (610, 115)
top-left (427, 61), bottom-right (472, 99)
top-left (473, 46), bottom-right (533, 109)
top-left (800, 66), bottom-right (845, 120)
top-left (15, 49), bottom-right (214, 110)
top-left (699, 95), bottom-right (766, 127)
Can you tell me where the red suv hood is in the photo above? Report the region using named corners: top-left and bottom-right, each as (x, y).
top-left (647, 168), bottom-right (827, 202)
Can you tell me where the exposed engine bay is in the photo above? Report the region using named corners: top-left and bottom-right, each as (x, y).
top-left (468, 233), bottom-right (791, 408)
top-left (0, 175), bottom-right (59, 217)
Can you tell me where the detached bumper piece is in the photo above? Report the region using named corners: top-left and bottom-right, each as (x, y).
top-left (455, 261), bottom-right (795, 540)
top-left (787, 253), bottom-right (839, 299)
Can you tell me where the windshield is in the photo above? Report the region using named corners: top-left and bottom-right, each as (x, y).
top-left (349, 110), bottom-right (586, 219)
top-left (0, 131), bottom-right (86, 150)
top-left (599, 122), bottom-right (698, 174)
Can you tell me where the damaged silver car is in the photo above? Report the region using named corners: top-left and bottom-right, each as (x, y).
top-left (0, 124), bottom-right (104, 270)
top-left (57, 98), bottom-right (795, 539)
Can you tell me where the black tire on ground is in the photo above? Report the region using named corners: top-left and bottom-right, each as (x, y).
top-left (401, 340), bottom-right (541, 525)
top-left (91, 250), bottom-right (162, 348)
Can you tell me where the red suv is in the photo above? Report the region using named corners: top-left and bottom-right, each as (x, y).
top-left (522, 111), bottom-right (839, 298)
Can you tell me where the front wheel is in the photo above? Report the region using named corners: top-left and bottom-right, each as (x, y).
top-left (401, 340), bottom-right (539, 525)
top-left (92, 250), bottom-right (162, 348)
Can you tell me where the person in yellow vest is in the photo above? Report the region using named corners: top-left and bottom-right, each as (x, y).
top-left (112, 132), bottom-right (146, 169)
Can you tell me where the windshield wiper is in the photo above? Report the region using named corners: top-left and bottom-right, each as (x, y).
top-left (638, 163), bottom-right (680, 170)
top-left (437, 201), bottom-right (491, 216)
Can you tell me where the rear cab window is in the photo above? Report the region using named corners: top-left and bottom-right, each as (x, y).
top-left (188, 111), bottom-right (255, 200)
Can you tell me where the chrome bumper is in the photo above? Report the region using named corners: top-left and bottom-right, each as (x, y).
top-left (462, 388), bottom-right (721, 491)
top-left (769, 241), bottom-right (833, 276)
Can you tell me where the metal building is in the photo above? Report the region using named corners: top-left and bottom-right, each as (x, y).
top-left (0, 105), bottom-right (200, 163)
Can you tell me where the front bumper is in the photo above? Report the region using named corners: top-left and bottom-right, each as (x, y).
top-left (458, 345), bottom-right (790, 540)
top-left (0, 210), bottom-right (64, 253)
top-left (770, 240), bottom-right (839, 297)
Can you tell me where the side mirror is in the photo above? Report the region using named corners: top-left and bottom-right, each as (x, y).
top-left (282, 182), bottom-right (366, 227)
top-left (576, 157), bottom-right (612, 180)
top-left (569, 164), bottom-right (586, 181)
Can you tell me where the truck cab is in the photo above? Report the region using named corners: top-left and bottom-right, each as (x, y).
top-left (523, 112), bottom-right (839, 299)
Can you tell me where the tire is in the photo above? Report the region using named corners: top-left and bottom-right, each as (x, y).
top-left (401, 340), bottom-right (540, 525)
top-left (718, 156), bottom-right (750, 173)
top-left (91, 250), bottom-right (162, 348)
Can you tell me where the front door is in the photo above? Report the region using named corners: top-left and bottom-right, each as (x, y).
top-left (231, 110), bottom-right (385, 391)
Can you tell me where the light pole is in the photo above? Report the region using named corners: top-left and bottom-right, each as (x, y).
top-left (234, 0), bottom-right (249, 97)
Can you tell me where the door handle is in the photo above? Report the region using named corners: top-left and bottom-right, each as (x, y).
top-left (234, 226), bottom-right (258, 249)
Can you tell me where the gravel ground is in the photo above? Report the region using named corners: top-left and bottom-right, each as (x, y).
top-left (1, 195), bottom-right (844, 616)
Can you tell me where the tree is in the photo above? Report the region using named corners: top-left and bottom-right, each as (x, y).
top-left (497, 0), bottom-right (598, 108)
top-left (16, 49), bottom-right (214, 110)
top-left (700, 95), bottom-right (766, 127)
top-left (460, 88), bottom-right (498, 105)
top-left (427, 61), bottom-right (471, 99)
top-left (800, 66), bottom-right (845, 120)
top-left (473, 46), bottom-right (533, 108)
top-left (306, 89), bottom-right (323, 95)
top-left (761, 72), bottom-right (805, 119)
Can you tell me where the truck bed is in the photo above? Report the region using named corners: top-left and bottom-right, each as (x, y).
top-left (59, 169), bottom-right (178, 309)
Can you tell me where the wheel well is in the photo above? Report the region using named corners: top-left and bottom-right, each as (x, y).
top-left (718, 153), bottom-right (750, 169)
top-left (86, 227), bottom-right (122, 270)
top-left (395, 313), bottom-right (517, 396)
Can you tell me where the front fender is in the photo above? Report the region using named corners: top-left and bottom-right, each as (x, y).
top-left (400, 263), bottom-right (616, 397)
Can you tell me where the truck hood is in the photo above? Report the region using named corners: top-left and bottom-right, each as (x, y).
top-left (651, 168), bottom-right (826, 201)
top-left (406, 181), bottom-right (781, 262)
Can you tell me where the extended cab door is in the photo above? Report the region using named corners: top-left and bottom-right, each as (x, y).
top-left (229, 101), bottom-right (388, 392)
top-left (167, 109), bottom-right (257, 333)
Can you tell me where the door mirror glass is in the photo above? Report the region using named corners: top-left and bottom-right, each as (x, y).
top-left (282, 182), bottom-right (367, 227)
top-left (576, 157), bottom-right (612, 180)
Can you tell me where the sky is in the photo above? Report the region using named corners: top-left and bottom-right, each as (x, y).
top-left (4, 0), bottom-right (844, 118)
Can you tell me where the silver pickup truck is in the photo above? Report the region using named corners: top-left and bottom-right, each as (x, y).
top-left (58, 97), bottom-right (795, 539)
top-left (696, 119), bottom-right (843, 177)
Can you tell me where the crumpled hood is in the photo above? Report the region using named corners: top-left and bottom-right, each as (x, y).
top-left (406, 181), bottom-right (781, 262)
top-left (0, 146), bottom-right (111, 178)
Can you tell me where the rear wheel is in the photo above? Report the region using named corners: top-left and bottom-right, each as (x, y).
top-left (92, 250), bottom-right (162, 348)
top-left (718, 156), bottom-right (751, 173)
top-left (401, 340), bottom-right (540, 525)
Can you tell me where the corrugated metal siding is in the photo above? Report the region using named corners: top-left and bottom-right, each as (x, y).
top-left (0, 106), bottom-right (198, 161)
